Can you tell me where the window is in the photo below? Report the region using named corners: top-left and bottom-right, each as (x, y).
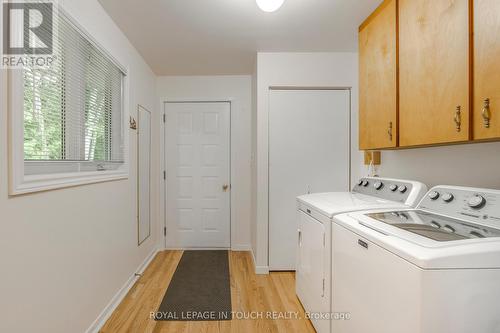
top-left (9, 8), bottom-right (128, 194)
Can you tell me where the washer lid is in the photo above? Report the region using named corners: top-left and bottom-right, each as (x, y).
top-left (366, 210), bottom-right (500, 242)
top-left (297, 192), bottom-right (408, 219)
top-left (335, 210), bottom-right (500, 269)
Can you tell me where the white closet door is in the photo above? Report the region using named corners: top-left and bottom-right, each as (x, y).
top-left (269, 89), bottom-right (350, 270)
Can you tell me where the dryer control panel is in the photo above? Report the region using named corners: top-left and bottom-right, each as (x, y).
top-left (418, 186), bottom-right (500, 229)
top-left (353, 177), bottom-right (427, 206)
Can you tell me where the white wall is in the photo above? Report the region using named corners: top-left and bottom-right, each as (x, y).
top-left (253, 52), bottom-right (362, 271)
top-left (373, 142), bottom-right (500, 189)
top-left (0, 1), bottom-right (160, 332)
top-left (156, 76), bottom-right (253, 250)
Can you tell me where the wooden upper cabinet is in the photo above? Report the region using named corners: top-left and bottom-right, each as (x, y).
top-left (474, 0), bottom-right (500, 139)
top-left (399, 0), bottom-right (470, 146)
top-left (359, 0), bottom-right (398, 150)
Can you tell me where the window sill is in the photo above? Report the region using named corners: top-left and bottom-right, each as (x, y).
top-left (10, 169), bottom-right (128, 195)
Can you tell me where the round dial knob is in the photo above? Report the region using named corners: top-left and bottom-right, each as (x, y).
top-left (374, 181), bottom-right (384, 190)
top-left (362, 180), bottom-right (369, 187)
top-left (468, 195), bottom-right (486, 209)
top-left (398, 185), bottom-right (407, 193)
top-left (389, 184), bottom-right (398, 192)
top-left (428, 191), bottom-right (440, 200)
top-left (442, 193), bottom-right (454, 203)
top-left (357, 179), bottom-right (363, 186)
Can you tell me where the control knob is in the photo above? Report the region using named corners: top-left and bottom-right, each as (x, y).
top-left (374, 182), bottom-right (384, 190)
top-left (357, 180), bottom-right (363, 186)
top-left (389, 184), bottom-right (398, 192)
top-left (468, 195), bottom-right (486, 209)
top-left (398, 185), bottom-right (407, 193)
top-left (428, 191), bottom-right (440, 200)
top-left (442, 193), bottom-right (454, 203)
top-left (362, 180), bottom-right (369, 187)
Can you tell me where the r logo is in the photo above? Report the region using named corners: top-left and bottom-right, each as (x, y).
top-left (3, 2), bottom-right (53, 55)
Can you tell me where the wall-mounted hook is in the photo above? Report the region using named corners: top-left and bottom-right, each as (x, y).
top-left (129, 116), bottom-right (137, 130)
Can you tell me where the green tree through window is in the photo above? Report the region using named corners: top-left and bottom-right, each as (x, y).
top-left (23, 12), bottom-right (123, 165)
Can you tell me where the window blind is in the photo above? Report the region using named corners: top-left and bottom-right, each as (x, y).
top-left (23, 8), bottom-right (125, 175)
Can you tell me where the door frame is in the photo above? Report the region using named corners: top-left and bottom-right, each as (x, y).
top-left (161, 99), bottom-right (233, 250)
top-left (267, 87), bottom-right (352, 269)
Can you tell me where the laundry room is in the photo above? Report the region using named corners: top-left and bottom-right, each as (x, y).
top-left (1, 1), bottom-right (500, 333)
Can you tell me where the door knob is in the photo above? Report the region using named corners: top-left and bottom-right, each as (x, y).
top-left (222, 184), bottom-right (229, 192)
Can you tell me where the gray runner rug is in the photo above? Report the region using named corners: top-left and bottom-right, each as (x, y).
top-left (155, 250), bottom-right (232, 321)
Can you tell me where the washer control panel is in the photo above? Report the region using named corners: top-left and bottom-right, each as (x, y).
top-left (418, 186), bottom-right (500, 229)
top-left (353, 177), bottom-right (425, 204)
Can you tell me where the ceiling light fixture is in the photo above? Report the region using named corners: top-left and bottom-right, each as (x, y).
top-left (256, 0), bottom-right (285, 13)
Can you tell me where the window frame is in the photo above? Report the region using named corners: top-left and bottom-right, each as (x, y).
top-left (8, 6), bottom-right (129, 195)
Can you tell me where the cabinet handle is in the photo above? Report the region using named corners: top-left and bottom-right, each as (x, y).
top-left (482, 98), bottom-right (491, 128)
top-left (387, 122), bottom-right (393, 141)
top-left (454, 106), bottom-right (461, 132)
top-left (298, 229), bottom-right (302, 247)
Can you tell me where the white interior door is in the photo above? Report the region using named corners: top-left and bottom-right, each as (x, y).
top-left (269, 89), bottom-right (350, 270)
top-left (165, 102), bottom-right (230, 248)
top-left (138, 106), bottom-right (151, 245)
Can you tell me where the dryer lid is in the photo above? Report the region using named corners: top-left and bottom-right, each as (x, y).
top-left (297, 192), bottom-right (405, 218)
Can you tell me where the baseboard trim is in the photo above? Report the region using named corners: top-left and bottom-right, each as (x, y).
top-left (85, 247), bottom-right (159, 333)
top-left (231, 244), bottom-right (252, 251)
top-left (165, 247), bottom-right (230, 250)
top-left (251, 249), bottom-right (269, 275)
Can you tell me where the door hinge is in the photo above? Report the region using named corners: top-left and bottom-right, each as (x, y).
top-left (163, 171), bottom-right (166, 180)
top-left (163, 114), bottom-right (166, 123)
top-left (163, 227), bottom-right (166, 237)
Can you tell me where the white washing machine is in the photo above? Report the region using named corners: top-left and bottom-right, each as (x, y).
top-left (332, 185), bottom-right (500, 333)
top-left (295, 177), bottom-right (427, 333)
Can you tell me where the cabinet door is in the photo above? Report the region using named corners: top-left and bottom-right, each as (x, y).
top-left (399, 0), bottom-right (470, 146)
top-left (359, 0), bottom-right (397, 149)
top-left (474, 0), bottom-right (500, 139)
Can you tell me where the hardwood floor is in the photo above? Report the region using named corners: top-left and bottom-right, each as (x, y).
top-left (101, 251), bottom-right (316, 333)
